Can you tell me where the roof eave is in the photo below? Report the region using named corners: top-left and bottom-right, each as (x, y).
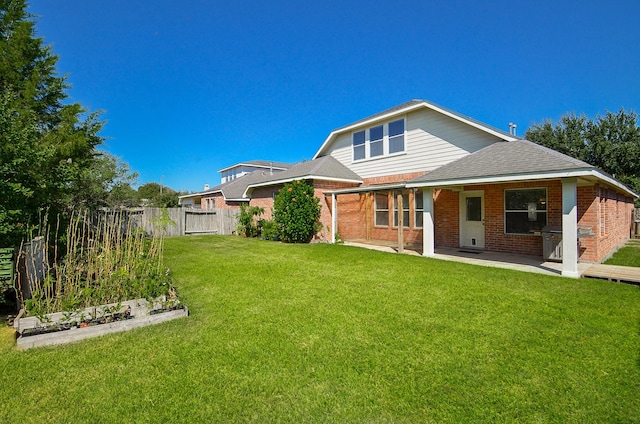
top-left (324, 182), bottom-right (407, 195)
top-left (217, 163), bottom-right (288, 173)
top-left (406, 169), bottom-right (638, 198)
top-left (243, 176), bottom-right (364, 198)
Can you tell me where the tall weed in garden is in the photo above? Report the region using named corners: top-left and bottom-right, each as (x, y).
top-left (18, 209), bottom-right (175, 317)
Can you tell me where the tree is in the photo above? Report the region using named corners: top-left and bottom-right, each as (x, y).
top-left (76, 151), bottom-right (138, 209)
top-left (273, 180), bottom-right (321, 243)
top-left (0, 0), bottom-right (108, 245)
top-left (525, 109), bottom-right (640, 198)
top-left (137, 182), bottom-right (179, 208)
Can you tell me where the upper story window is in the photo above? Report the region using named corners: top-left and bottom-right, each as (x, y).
top-left (370, 125), bottom-right (384, 157)
top-left (353, 130), bottom-right (366, 161)
top-left (352, 118), bottom-right (405, 162)
top-left (389, 119), bottom-right (405, 154)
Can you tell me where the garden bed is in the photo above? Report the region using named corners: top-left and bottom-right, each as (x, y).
top-left (13, 297), bottom-right (188, 349)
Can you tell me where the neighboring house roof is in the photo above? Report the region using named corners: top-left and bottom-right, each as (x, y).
top-left (313, 99), bottom-right (518, 159)
top-left (243, 155), bottom-right (363, 197)
top-left (217, 160), bottom-right (291, 173)
top-left (406, 139), bottom-right (638, 197)
top-left (179, 170), bottom-right (275, 202)
top-left (203, 170), bottom-right (277, 201)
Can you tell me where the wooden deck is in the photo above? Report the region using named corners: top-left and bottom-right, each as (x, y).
top-left (582, 264), bottom-right (640, 284)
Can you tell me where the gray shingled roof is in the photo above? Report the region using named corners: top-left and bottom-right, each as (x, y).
top-left (199, 156), bottom-right (362, 199)
top-left (410, 139), bottom-right (596, 184)
top-left (247, 155), bottom-right (362, 188)
top-left (200, 170), bottom-right (274, 200)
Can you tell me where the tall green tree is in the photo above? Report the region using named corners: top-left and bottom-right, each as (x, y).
top-left (137, 182), bottom-right (179, 208)
top-left (0, 0), bottom-right (107, 245)
top-left (525, 109), bottom-right (640, 198)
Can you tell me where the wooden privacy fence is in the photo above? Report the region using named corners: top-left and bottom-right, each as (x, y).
top-left (118, 208), bottom-right (239, 237)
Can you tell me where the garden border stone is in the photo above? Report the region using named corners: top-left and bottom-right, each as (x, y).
top-left (13, 298), bottom-right (188, 349)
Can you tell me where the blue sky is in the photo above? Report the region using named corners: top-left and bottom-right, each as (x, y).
top-left (28, 0), bottom-right (640, 192)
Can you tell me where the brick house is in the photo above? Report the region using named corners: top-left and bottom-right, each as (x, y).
top-left (271, 100), bottom-right (636, 277)
top-left (184, 100), bottom-right (637, 277)
top-left (178, 160), bottom-right (291, 209)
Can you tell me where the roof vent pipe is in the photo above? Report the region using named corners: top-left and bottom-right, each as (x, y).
top-left (204, 184), bottom-right (209, 191)
top-left (270, 162), bottom-right (273, 175)
top-left (508, 122), bottom-right (517, 136)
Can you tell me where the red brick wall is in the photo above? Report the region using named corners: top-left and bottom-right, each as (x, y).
top-left (314, 181), bottom-right (361, 241)
top-left (433, 189), bottom-right (458, 248)
top-left (334, 193), bottom-right (367, 240)
top-left (242, 175), bottom-right (633, 261)
top-left (201, 193), bottom-right (244, 210)
top-left (249, 186), bottom-right (280, 220)
top-left (336, 189), bottom-right (424, 245)
top-left (250, 180), bottom-right (360, 241)
top-left (586, 186), bottom-right (635, 262)
top-left (362, 172), bottom-right (426, 185)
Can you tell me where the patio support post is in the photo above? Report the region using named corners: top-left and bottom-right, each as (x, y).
top-left (561, 178), bottom-right (580, 278)
top-left (397, 192), bottom-right (404, 253)
top-left (422, 188), bottom-right (435, 257)
top-left (331, 193), bottom-right (337, 244)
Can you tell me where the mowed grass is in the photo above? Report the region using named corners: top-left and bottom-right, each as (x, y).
top-left (0, 235), bottom-right (638, 422)
top-left (604, 239), bottom-right (640, 267)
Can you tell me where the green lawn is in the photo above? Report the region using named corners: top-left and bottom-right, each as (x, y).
top-left (604, 239), bottom-right (640, 267)
top-left (1, 235), bottom-right (639, 422)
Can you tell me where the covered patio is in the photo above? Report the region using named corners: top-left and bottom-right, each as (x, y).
top-left (343, 239), bottom-right (593, 277)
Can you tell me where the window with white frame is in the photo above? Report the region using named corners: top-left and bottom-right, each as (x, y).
top-left (375, 192), bottom-right (389, 226)
top-left (352, 118), bottom-right (405, 161)
top-left (389, 119), bottom-right (405, 154)
top-left (504, 188), bottom-right (547, 234)
top-left (393, 191), bottom-right (410, 228)
top-left (370, 125), bottom-right (384, 157)
top-left (353, 130), bottom-right (365, 161)
top-left (414, 190), bottom-right (423, 228)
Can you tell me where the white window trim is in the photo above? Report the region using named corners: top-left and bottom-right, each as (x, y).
top-left (351, 117), bottom-right (406, 163)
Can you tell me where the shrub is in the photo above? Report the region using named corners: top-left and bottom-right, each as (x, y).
top-left (237, 204), bottom-right (264, 237)
top-left (273, 180), bottom-right (321, 243)
top-left (260, 219), bottom-right (280, 241)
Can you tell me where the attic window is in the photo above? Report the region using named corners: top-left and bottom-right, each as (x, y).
top-left (353, 130), bottom-right (365, 161)
top-left (352, 118), bottom-right (406, 162)
top-left (370, 125), bottom-right (383, 157)
top-left (389, 119), bottom-right (405, 154)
